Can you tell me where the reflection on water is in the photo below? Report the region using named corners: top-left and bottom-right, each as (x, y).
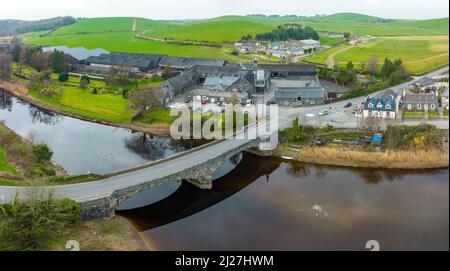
top-left (122, 153), bottom-right (449, 251)
top-left (0, 90), bottom-right (203, 175)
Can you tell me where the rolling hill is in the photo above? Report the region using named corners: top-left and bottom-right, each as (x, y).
top-left (51, 17), bottom-right (171, 35)
top-left (144, 16), bottom-right (276, 43)
top-left (318, 12), bottom-right (382, 22)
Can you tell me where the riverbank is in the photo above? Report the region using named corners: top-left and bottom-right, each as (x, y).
top-left (0, 122), bottom-right (67, 185)
top-left (275, 143), bottom-right (449, 169)
top-left (45, 216), bottom-right (148, 251)
top-left (0, 80), bottom-right (171, 136)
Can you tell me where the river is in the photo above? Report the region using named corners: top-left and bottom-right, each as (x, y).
top-left (0, 90), bottom-right (203, 175)
top-left (1, 89), bottom-right (448, 251)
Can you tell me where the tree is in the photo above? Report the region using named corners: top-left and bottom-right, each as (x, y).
top-left (368, 56), bottom-right (378, 77)
top-left (29, 71), bottom-right (53, 96)
top-left (32, 144), bottom-right (53, 162)
top-left (228, 92), bottom-right (240, 105)
top-left (50, 50), bottom-right (68, 73)
top-left (0, 53), bottom-right (12, 80)
top-left (58, 72), bottom-right (69, 82)
top-left (162, 62), bottom-right (172, 79)
top-left (16, 47), bottom-right (27, 77)
top-left (129, 87), bottom-right (164, 119)
top-left (79, 75), bottom-right (90, 89)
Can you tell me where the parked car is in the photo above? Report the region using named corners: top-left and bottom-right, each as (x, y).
top-left (343, 102), bottom-right (352, 108)
top-left (318, 110), bottom-right (329, 116)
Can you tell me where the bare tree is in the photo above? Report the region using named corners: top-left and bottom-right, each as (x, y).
top-left (0, 53), bottom-right (12, 80)
top-left (228, 92), bottom-right (240, 105)
top-left (129, 87), bottom-right (164, 120)
top-left (16, 47), bottom-right (27, 77)
top-left (368, 56), bottom-right (378, 77)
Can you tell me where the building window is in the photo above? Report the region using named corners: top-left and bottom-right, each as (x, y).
top-left (386, 104), bottom-right (391, 110)
top-left (417, 104), bottom-right (422, 110)
top-left (368, 103), bottom-right (374, 108)
top-left (430, 104), bottom-right (435, 110)
top-left (407, 104), bottom-right (412, 110)
top-left (310, 101), bottom-right (315, 105)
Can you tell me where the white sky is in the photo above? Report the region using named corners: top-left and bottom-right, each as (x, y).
top-left (0, 0), bottom-right (448, 20)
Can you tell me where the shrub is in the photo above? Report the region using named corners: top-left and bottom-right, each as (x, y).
top-left (58, 72), bottom-right (69, 82)
top-left (0, 191), bottom-right (80, 251)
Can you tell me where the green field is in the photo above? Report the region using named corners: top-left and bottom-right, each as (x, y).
top-left (145, 16), bottom-right (275, 43)
top-left (51, 17), bottom-right (171, 35)
top-left (21, 14), bottom-right (449, 73)
top-left (308, 36), bottom-right (449, 75)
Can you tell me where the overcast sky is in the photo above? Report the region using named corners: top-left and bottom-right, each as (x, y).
top-left (1, 0), bottom-right (448, 21)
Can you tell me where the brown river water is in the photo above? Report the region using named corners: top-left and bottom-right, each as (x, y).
top-left (120, 153), bottom-right (449, 251)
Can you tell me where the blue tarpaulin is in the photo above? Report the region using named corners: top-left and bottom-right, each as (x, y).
top-left (371, 134), bottom-right (383, 143)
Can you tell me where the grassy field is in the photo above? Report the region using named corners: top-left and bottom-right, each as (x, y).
top-left (29, 86), bottom-right (132, 122)
top-left (51, 17), bottom-right (171, 35)
top-left (145, 16), bottom-right (275, 43)
top-left (308, 36), bottom-right (449, 75)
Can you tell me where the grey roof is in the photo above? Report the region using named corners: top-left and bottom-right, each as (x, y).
top-left (377, 89), bottom-right (398, 99)
top-left (415, 76), bottom-right (434, 86)
top-left (204, 76), bottom-right (239, 88)
top-left (42, 46), bottom-right (109, 61)
top-left (442, 88), bottom-right (449, 98)
top-left (86, 52), bottom-right (166, 69)
top-left (193, 63), bottom-right (243, 76)
top-left (403, 93), bottom-right (438, 104)
top-left (275, 87), bottom-right (327, 99)
top-left (259, 64), bottom-right (317, 75)
top-left (159, 56), bottom-right (226, 69)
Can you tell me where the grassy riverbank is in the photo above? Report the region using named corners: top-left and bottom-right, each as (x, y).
top-left (1, 77), bottom-right (173, 135)
top-left (277, 144), bottom-right (449, 169)
top-left (45, 216), bottom-right (148, 251)
top-left (276, 122), bottom-right (449, 169)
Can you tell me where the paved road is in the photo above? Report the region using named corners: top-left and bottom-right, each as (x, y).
top-left (279, 66), bottom-right (449, 129)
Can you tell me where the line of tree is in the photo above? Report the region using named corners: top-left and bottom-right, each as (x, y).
top-left (10, 45), bottom-right (69, 75)
top-left (242, 24), bottom-right (319, 41)
top-left (0, 16), bottom-right (75, 36)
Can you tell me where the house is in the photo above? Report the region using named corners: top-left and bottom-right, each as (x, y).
top-left (85, 52), bottom-right (166, 73)
top-left (402, 93), bottom-right (439, 112)
top-left (260, 64), bottom-right (317, 78)
top-left (297, 39), bottom-right (321, 50)
top-left (158, 56), bottom-right (227, 71)
top-left (42, 46), bottom-right (109, 63)
top-left (272, 77), bottom-right (327, 106)
top-left (267, 50), bottom-right (289, 59)
top-left (441, 87), bottom-right (449, 111)
top-left (363, 89), bottom-right (399, 119)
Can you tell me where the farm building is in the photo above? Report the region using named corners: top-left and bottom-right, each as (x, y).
top-left (160, 64), bottom-right (255, 101)
top-left (402, 93), bottom-right (439, 112)
top-left (85, 52), bottom-right (166, 73)
top-left (363, 89), bottom-right (399, 119)
top-left (272, 77), bottom-right (327, 106)
top-left (42, 46), bottom-right (109, 63)
top-left (260, 64), bottom-right (317, 78)
top-left (159, 56), bottom-right (227, 71)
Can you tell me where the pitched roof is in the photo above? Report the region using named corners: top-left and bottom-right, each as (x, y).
top-left (86, 52), bottom-right (166, 69)
top-left (275, 87), bottom-right (327, 99)
top-left (159, 56), bottom-right (226, 69)
top-left (42, 46), bottom-right (109, 61)
top-left (259, 63), bottom-right (317, 74)
top-left (403, 93), bottom-right (438, 104)
top-left (364, 97), bottom-right (396, 111)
